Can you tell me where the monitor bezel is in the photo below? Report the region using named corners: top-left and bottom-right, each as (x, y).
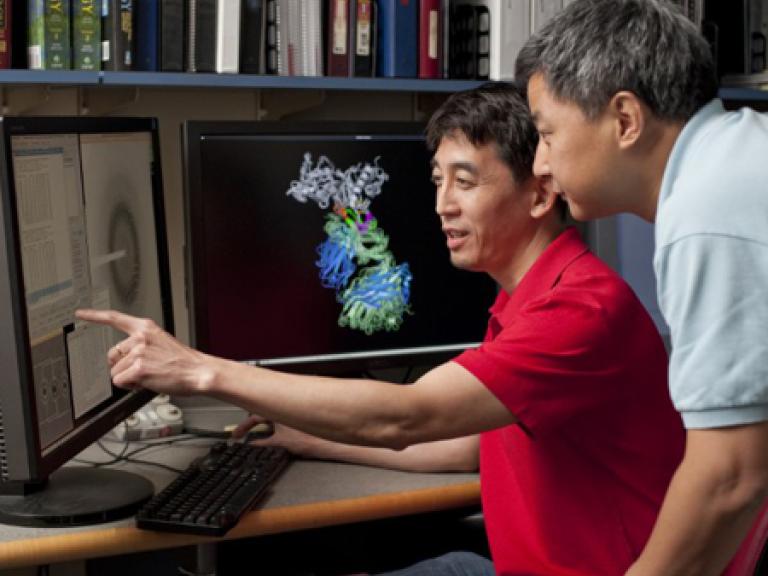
top-left (0, 115), bottom-right (174, 487)
top-left (182, 120), bottom-right (486, 376)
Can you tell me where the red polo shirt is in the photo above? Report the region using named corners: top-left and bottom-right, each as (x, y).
top-left (455, 228), bottom-right (684, 575)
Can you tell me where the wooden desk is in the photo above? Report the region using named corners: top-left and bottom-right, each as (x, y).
top-left (0, 439), bottom-right (480, 569)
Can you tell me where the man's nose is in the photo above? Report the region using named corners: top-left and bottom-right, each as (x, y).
top-left (533, 140), bottom-right (551, 177)
top-left (435, 183), bottom-right (456, 216)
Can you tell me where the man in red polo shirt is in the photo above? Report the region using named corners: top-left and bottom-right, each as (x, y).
top-left (77, 83), bottom-right (684, 575)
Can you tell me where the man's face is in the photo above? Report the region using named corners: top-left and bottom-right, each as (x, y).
top-left (527, 73), bottom-right (617, 221)
top-left (431, 132), bottom-right (532, 279)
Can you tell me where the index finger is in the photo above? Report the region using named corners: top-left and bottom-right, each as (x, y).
top-left (75, 309), bottom-right (144, 334)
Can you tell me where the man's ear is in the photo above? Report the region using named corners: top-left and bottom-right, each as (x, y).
top-left (608, 91), bottom-right (646, 150)
top-left (529, 175), bottom-right (557, 219)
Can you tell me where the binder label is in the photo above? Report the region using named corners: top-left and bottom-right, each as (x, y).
top-left (428, 9), bottom-right (438, 60)
top-left (333, 0), bottom-right (348, 55)
top-left (356, 0), bottom-right (371, 57)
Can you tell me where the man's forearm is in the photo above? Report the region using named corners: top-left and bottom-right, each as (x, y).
top-left (280, 432), bottom-right (480, 472)
top-left (206, 357), bottom-right (514, 449)
top-left (627, 424), bottom-right (768, 576)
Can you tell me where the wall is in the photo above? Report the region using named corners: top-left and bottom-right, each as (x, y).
top-left (0, 85), bottom-right (436, 343)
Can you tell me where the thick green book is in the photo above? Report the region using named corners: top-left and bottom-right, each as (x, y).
top-left (28, 0), bottom-right (71, 69)
top-left (73, 0), bottom-right (100, 70)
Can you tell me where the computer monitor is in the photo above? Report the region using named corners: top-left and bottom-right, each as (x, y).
top-left (182, 121), bottom-right (498, 376)
top-left (0, 116), bottom-right (173, 525)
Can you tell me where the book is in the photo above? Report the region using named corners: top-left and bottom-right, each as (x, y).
top-left (276, 0), bottom-right (299, 75)
top-left (0, 0), bottom-right (10, 68)
top-left (133, 0), bottom-right (158, 70)
top-left (28, 0), bottom-right (71, 70)
top-left (102, 0), bottom-right (133, 71)
top-left (749, 0), bottom-right (767, 72)
top-left (450, 0), bottom-right (529, 80)
top-left (265, 0), bottom-right (278, 74)
top-left (301, 0), bottom-right (322, 76)
top-left (375, 0), bottom-right (417, 78)
top-left (351, 0), bottom-right (375, 76)
top-left (418, 0), bottom-right (440, 78)
top-left (448, 3), bottom-right (485, 79)
top-left (11, 0), bottom-right (26, 68)
top-left (215, 0), bottom-right (241, 73)
top-left (187, 0), bottom-right (216, 72)
top-left (327, 0), bottom-right (350, 76)
top-left (73, 0), bottom-right (100, 70)
top-left (240, 0), bottom-right (266, 74)
top-left (160, 0), bottom-right (185, 71)
top-left (441, 0), bottom-right (450, 78)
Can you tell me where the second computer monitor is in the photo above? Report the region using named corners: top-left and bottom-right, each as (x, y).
top-left (183, 122), bottom-right (498, 374)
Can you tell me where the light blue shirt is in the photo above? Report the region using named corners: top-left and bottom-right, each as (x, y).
top-left (655, 99), bottom-right (768, 429)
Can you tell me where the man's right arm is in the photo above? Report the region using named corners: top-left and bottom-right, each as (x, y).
top-left (253, 424), bottom-right (480, 472)
top-left (626, 421), bottom-right (768, 576)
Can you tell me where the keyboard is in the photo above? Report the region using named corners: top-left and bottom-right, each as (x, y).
top-left (136, 441), bottom-right (291, 536)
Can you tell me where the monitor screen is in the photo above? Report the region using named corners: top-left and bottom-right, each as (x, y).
top-left (183, 122), bottom-right (498, 375)
top-left (0, 116), bottom-right (173, 523)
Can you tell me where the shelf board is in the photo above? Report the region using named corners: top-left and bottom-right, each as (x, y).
top-left (718, 86), bottom-right (768, 101)
top-left (100, 71), bottom-right (486, 92)
top-left (0, 69), bottom-right (100, 85)
top-left (0, 69), bottom-right (485, 93)
top-left (1, 71), bottom-right (767, 100)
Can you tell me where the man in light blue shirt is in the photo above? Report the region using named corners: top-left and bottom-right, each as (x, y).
top-left (516, 0), bottom-right (768, 574)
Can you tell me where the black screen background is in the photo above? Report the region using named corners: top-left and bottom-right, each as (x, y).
top-left (194, 134), bottom-right (498, 366)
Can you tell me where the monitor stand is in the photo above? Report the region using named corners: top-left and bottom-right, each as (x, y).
top-left (0, 467), bottom-right (154, 527)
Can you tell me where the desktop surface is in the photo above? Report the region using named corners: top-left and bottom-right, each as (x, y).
top-left (0, 437), bottom-right (480, 569)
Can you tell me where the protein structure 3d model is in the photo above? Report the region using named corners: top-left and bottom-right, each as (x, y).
top-left (287, 153), bottom-right (412, 335)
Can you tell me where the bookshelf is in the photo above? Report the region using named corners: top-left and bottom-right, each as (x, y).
top-left (719, 86), bottom-right (768, 103)
top-left (0, 69), bottom-right (766, 99)
top-left (0, 70), bottom-right (483, 92)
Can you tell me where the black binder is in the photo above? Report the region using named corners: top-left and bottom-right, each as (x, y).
top-left (351, 0), bottom-right (376, 77)
top-left (160, 0), bottom-right (185, 71)
top-left (240, 0), bottom-right (266, 74)
top-left (187, 0), bottom-right (216, 72)
top-left (102, 0), bottom-right (133, 71)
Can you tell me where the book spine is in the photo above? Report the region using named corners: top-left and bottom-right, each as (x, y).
top-left (265, 0), bottom-right (278, 74)
top-left (441, 0), bottom-right (449, 78)
top-left (186, 0), bottom-right (196, 71)
top-left (327, 0), bottom-right (349, 76)
top-left (448, 2), bottom-right (479, 79)
top-left (193, 0), bottom-right (215, 72)
top-left (117, 0), bottom-right (133, 69)
top-left (44, 0), bottom-right (70, 69)
top-left (101, 0), bottom-right (117, 69)
top-left (134, 0), bottom-right (158, 70)
top-left (375, 0), bottom-right (393, 76)
top-left (160, 0), bottom-right (185, 71)
top-left (73, 0), bottom-right (100, 70)
top-left (352, 0), bottom-right (374, 76)
top-left (309, 0), bottom-right (322, 75)
top-left (285, 0), bottom-right (299, 75)
top-left (418, 0), bottom-right (440, 78)
top-left (376, 0), bottom-right (416, 77)
top-left (0, 0), bottom-right (10, 69)
top-left (240, 0), bottom-right (264, 74)
top-left (215, 0), bottom-right (240, 73)
top-left (276, 0), bottom-right (289, 74)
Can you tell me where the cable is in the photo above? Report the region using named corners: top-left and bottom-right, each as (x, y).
top-left (73, 434), bottom-right (211, 470)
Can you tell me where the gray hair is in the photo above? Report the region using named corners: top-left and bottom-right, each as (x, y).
top-left (515, 0), bottom-right (718, 122)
